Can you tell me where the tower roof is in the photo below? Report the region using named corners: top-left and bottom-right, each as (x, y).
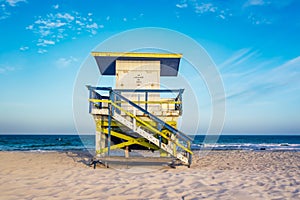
top-left (91, 52), bottom-right (182, 76)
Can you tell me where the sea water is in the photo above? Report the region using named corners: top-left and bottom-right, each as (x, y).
top-left (0, 135), bottom-right (94, 152)
top-left (0, 134), bottom-right (299, 152)
top-left (192, 135), bottom-right (300, 151)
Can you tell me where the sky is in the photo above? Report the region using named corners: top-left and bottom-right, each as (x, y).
top-left (0, 0), bottom-right (299, 135)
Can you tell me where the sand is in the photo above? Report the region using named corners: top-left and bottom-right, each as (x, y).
top-left (0, 150), bottom-right (299, 200)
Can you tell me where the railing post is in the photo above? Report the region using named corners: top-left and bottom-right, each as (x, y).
top-left (187, 141), bottom-right (192, 167)
top-left (159, 135), bottom-right (162, 148)
top-left (179, 89), bottom-right (184, 115)
top-left (133, 108), bottom-right (136, 131)
top-left (115, 91), bottom-right (121, 114)
top-left (88, 88), bottom-right (93, 113)
top-left (107, 89), bottom-right (113, 156)
top-left (145, 92), bottom-right (148, 111)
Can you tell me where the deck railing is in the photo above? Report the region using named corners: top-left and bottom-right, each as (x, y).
top-left (87, 86), bottom-right (192, 165)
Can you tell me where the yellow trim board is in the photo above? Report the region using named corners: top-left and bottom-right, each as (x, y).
top-left (96, 120), bottom-right (177, 128)
top-left (99, 128), bottom-right (159, 151)
top-left (91, 52), bottom-right (182, 58)
top-left (88, 98), bottom-right (181, 104)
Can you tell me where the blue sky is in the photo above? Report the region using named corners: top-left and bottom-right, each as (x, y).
top-left (0, 0), bottom-right (299, 134)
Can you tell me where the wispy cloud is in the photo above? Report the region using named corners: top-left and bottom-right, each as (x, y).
top-left (247, 13), bottom-right (272, 25)
top-left (221, 49), bottom-right (300, 102)
top-left (0, 4), bottom-right (10, 20)
top-left (244, 0), bottom-right (267, 7)
top-left (269, 56), bottom-right (300, 88)
top-left (243, 0), bottom-right (295, 24)
top-left (37, 49), bottom-right (47, 54)
top-left (26, 6), bottom-right (103, 52)
top-left (55, 56), bottom-right (78, 69)
top-left (175, 0), bottom-right (292, 24)
top-left (5, 0), bottom-right (26, 7)
top-left (175, 0), bottom-right (231, 20)
top-left (52, 4), bottom-right (59, 9)
top-left (176, 0), bottom-right (188, 9)
top-left (0, 65), bottom-right (16, 74)
top-left (19, 46), bottom-right (29, 51)
top-left (37, 39), bottom-right (55, 47)
top-left (5, 0), bottom-right (27, 7)
top-left (219, 48), bottom-right (252, 70)
top-left (195, 3), bottom-right (217, 14)
top-left (244, 0), bottom-right (294, 8)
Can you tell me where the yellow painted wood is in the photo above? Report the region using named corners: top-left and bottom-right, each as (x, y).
top-left (96, 119), bottom-right (177, 128)
top-left (100, 128), bottom-right (159, 150)
top-left (111, 101), bottom-right (192, 154)
top-left (89, 99), bottom-right (181, 104)
top-left (90, 99), bottom-right (191, 154)
top-left (91, 52), bottom-right (182, 58)
top-left (96, 141), bottom-right (134, 154)
top-left (89, 99), bottom-right (111, 103)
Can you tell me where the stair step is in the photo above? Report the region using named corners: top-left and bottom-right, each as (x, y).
top-left (112, 113), bottom-right (189, 164)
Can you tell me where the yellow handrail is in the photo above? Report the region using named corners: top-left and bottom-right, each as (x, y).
top-left (88, 98), bottom-right (192, 154)
top-left (110, 101), bottom-right (192, 154)
top-left (89, 99), bottom-right (181, 104)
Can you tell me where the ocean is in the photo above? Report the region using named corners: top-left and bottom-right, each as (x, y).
top-left (0, 134), bottom-right (300, 152)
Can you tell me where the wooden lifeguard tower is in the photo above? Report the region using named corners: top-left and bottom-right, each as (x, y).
top-left (87, 52), bottom-right (193, 167)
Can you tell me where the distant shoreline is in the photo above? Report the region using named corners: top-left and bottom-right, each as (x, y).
top-left (1, 134), bottom-right (300, 151)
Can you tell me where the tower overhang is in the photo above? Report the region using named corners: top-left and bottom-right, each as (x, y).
top-left (91, 52), bottom-right (182, 76)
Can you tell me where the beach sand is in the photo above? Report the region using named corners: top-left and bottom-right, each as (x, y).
top-left (0, 150), bottom-right (299, 200)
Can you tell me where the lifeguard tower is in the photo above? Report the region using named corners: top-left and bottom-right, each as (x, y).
top-left (87, 52), bottom-right (193, 167)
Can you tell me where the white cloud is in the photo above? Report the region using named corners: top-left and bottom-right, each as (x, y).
top-left (26, 24), bottom-right (33, 30)
top-left (34, 18), bottom-right (66, 28)
top-left (195, 3), bottom-right (217, 14)
top-left (27, 11), bottom-right (100, 50)
top-left (248, 13), bottom-right (272, 25)
top-left (175, 0), bottom-right (281, 23)
top-left (177, 0), bottom-right (230, 20)
top-left (5, 0), bottom-right (26, 7)
top-left (53, 4), bottom-right (59, 9)
top-left (176, 3), bottom-right (188, 8)
top-left (38, 49), bottom-right (47, 54)
top-left (86, 22), bottom-right (98, 29)
top-left (1, 0), bottom-right (26, 20)
top-left (86, 22), bottom-right (99, 35)
top-left (220, 48), bottom-right (300, 102)
top-left (75, 20), bottom-right (84, 26)
top-left (219, 14), bottom-right (225, 19)
top-left (37, 39), bottom-right (55, 46)
top-left (254, 56), bottom-right (300, 94)
top-left (56, 56), bottom-right (78, 68)
top-left (20, 46), bottom-right (29, 51)
top-left (123, 17), bottom-right (127, 22)
top-left (244, 0), bottom-right (266, 7)
top-left (56, 13), bottom-right (74, 22)
top-left (43, 40), bottom-right (55, 45)
top-left (272, 56), bottom-right (300, 76)
top-left (219, 48), bottom-right (252, 70)
top-left (0, 4), bottom-right (10, 20)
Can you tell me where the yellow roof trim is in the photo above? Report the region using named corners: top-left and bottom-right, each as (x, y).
top-left (91, 52), bottom-right (182, 58)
